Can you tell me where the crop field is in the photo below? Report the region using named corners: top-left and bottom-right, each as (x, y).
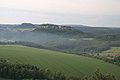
top-left (101, 47), bottom-right (120, 56)
top-left (0, 45), bottom-right (120, 79)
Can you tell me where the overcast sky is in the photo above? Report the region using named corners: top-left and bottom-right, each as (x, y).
top-left (0, 0), bottom-right (120, 27)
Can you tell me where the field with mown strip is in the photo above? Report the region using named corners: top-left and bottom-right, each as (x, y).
top-left (0, 45), bottom-right (120, 79)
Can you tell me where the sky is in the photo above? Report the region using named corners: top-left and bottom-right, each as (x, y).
top-left (0, 0), bottom-right (120, 27)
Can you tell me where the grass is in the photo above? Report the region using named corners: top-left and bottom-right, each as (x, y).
top-left (101, 47), bottom-right (120, 56)
top-left (0, 45), bottom-right (120, 79)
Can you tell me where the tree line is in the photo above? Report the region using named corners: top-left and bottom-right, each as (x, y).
top-left (82, 53), bottom-right (120, 67)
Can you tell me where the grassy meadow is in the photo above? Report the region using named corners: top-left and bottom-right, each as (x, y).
top-left (101, 47), bottom-right (120, 56)
top-left (0, 45), bottom-right (120, 79)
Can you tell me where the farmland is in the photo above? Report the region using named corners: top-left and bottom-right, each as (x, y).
top-left (101, 47), bottom-right (120, 56)
top-left (0, 45), bottom-right (120, 79)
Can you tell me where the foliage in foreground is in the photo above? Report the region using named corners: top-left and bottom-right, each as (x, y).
top-left (0, 59), bottom-right (116, 80)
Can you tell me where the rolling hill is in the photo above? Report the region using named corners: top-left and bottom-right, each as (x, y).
top-left (0, 45), bottom-right (120, 79)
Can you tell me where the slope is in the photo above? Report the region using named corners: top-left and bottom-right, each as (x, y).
top-left (0, 45), bottom-right (119, 79)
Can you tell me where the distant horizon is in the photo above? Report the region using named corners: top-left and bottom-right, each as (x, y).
top-left (0, 22), bottom-right (120, 28)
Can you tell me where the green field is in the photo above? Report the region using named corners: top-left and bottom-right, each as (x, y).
top-left (101, 47), bottom-right (120, 56)
top-left (0, 45), bottom-right (120, 79)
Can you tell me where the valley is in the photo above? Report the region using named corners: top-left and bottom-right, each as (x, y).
top-left (0, 23), bottom-right (120, 80)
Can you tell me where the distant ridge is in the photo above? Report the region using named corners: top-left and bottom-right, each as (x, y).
top-left (33, 23), bottom-right (86, 35)
top-left (64, 24), bottom-right (90, 27)
top-left (17, 23), bottom-right (36, 28)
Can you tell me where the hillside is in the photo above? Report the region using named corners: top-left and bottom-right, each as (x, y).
top-left (72, 25), bottom-right (120, 36)
top-left (0, 23), bottom-right (119, 54)
top-left (100, 47), bottom-right (120, 57)
top-left (16, 23), bottom-right (36, 28)
top-left (0, 45), bottom-right (120, 79)
top-left (33, 24), bottom-right (88, 37)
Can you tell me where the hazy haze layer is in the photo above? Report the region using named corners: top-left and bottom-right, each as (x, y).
top-left (0, 0), bottom-right (120, 27)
